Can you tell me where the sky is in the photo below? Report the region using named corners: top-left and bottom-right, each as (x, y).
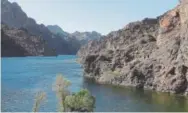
top-left (8, 0), bottom-right (178, 35)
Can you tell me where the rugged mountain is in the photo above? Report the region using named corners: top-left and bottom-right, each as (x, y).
top-left (71, 31), bottom-right (102, 44)
top-left (1, 0), bottom-right (77, 55)
top-left (1, 24), bottom-right (56, 57)
top-left (46, 25), bottom-right (82, 53)
top-left (47, 25), bottom-right (102, 42)
top-left (47, 25), bottom-right (69, 38)
top-left (78, 0), bottom-right (188, 95)
top-left (47, 25), bottom-right (102, 43)
top-left (47, 25), bottom-right (102, 52)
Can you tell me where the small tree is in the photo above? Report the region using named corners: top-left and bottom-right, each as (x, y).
top-left (32, 74), bottom-right (95, 112)
top-left (52, 74), bottom-right (71, 112)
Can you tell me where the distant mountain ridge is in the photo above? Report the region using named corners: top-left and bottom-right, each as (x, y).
top-left (71, 31), bottom-right (101, 41)
top-left (47, 25), bottom-right (70, 38)
top-left (1, 0), bottom-right (102, 56)
top-left (46, 25), bottom-right (102, 41)
top-left (47, 25), bottom-right (102, 44)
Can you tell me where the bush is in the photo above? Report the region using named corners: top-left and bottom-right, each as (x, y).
top-left (32, 74), bottom-right (95, 112)
top-left (64, 89), bottom-right (95, 112)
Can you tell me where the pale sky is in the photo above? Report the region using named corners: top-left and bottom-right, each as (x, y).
top-left (8, 0), bottom-right (178, 35)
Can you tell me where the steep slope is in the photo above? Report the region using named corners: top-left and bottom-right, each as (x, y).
top-left (1, 24), bottom-right (56, 57)
top-left (47, 25), bottom-right (65, 34)
top-left (47, 25), bottom-right (81, 53)
top-left (47, 25), bottom-right (102, 43)
top-left (78, 1), bottom-right (188, 95)
top-left (47, 25), bottom-right (102, 52)
top-left (1, 0), bottom-right (76, 55)
top-left (47, 25), bottom-right (102, 42)
top-left (47, 25), bottom-right (69, 38)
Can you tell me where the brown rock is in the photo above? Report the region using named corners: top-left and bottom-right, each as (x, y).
top-left (77, 1), bottom-right (188, 95)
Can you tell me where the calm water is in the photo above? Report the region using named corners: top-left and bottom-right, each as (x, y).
top-left (2, 55), bottom-right (188, 112)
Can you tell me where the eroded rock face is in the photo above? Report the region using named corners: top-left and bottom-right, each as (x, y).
top-left (77, 1), bottom-right (188, 95)
top-left (1, 24), bottom-right (56, 57)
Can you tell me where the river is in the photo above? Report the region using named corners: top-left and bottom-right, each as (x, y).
top-left (2, 55), bottom-right (188, 112)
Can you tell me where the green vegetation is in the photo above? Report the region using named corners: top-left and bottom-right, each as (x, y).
top-left (65, 89), bottom-right (95, 112)
top-left (32, 74), bottom-right (95, 112)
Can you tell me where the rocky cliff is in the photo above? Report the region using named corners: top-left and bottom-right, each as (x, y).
top-left (77, 0), bottom-right (188, 95)
top-left (1, 24), bottom-right (56, 57)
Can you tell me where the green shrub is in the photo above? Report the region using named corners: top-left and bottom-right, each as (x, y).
top-left (32, 74), bottom-right (95, 112)
top-left (64, 89), bottom-right (95, 112)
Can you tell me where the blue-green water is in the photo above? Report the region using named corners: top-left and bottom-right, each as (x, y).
top-left (2, 55), bottom-right (188, 112)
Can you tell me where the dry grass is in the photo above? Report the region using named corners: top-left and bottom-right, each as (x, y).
top-left (52, 74), bottom-right (71, 112)
top-left (32, 91), bottom-right (46, 112)
top-left (106, 70), bottom-right (121, 76)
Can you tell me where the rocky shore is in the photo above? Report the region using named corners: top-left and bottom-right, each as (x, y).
top-left (77, 0), bottom-right (188, 95)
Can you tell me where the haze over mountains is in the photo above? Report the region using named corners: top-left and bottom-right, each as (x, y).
top-left (1, 0), bottom-right (102, 57)
top-left (47, 25), bottom-right (102, 45)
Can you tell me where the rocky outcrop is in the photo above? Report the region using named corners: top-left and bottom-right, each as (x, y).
top-left (1, 24), bottom-right (56, 57)
top-left (77, 1), bottom-right (188, 95)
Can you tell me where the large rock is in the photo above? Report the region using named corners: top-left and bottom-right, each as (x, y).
top-left (77, 1), bottom-right (188, 95)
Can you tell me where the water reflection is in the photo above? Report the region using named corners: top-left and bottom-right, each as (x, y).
top-left (83, 78), bottom-right (188, 112)
top-left (2, 56), bottom-right (188, 112)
